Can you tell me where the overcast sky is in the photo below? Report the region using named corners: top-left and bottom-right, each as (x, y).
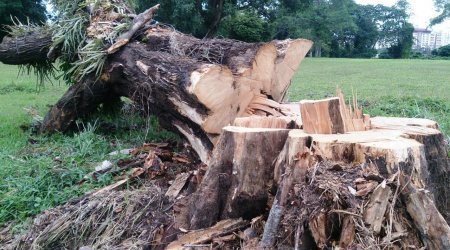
top-left (354, 0), bottom-right (450, 32)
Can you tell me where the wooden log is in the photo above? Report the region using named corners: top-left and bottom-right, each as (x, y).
top-left (144, 26), bottom-right (313, 102)
top-left (399, 172), bottom-right (450, 250)
top-left (300, 97), bottom-right (345, 134)
top-left (2, 24), bottom-right (312, 162)
top-left (188, 126), bottom-right (290, 229)
top-left (0, 31), bottom-right (52, 65)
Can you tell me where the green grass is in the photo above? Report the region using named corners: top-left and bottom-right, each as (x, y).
top-left (289, 58), bottom-right (450, 138)
top-left (0, 64), bottom-right (176, 227)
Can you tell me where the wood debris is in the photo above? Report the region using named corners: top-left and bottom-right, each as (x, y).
top-left (166, 218), bottom-right (248, 250)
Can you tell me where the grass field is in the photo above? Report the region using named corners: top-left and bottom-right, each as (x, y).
top-left (0, 58), bottom-right (449, 228)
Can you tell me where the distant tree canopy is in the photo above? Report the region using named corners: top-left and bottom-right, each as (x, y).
top-left (431, 0), bottom-right (450, 26)
top-left (0, 0), bottom-right (47, 40)
top-left (437, 44), bottom-right (450, 57)
top-left (132, 0), bottom-right (414, 58)
top-left (1, 0), bottom-right (414, 59)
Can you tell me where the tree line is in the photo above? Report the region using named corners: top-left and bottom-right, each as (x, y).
top-left (0, 0), bottom-right (447, 59)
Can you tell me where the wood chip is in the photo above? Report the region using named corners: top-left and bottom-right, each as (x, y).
top-left (363, 182), bottom-right (392, 234)
top-left (166, 218), bottom-right (248, 250)
top-left (165, 173), bottom-right (191, 201)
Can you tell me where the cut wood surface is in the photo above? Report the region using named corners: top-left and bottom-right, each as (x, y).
top-left (300, 97), bottom-right (345, 134)
top-left (284, 116), bottom-right (449, 221)
top-left (336, 87), bottom-right (369, 132)
top-left (300, 88), bottom-right (370, 134)
top-left (2, 2), bottom-right (450, 249)
top-left (233, 116), bottom-right (291, 129)
top-left (30, 24), bottom-right (312, 163)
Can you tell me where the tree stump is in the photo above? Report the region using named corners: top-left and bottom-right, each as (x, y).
top-left (188, 125), bottom-right (290, 229)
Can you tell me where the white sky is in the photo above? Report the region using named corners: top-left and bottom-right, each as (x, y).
top-left (354, 0), bottom-right (450, 32)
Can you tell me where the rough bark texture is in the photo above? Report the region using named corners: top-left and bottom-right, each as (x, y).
top-left (0, 31), bottom-right (52, 65)
top-left (399, 172), bottom-right (450, 250)
top-left (188, 126), bottom-right (290, 229)
top-left (39, 76), bottom-right (115, 133)
top-left (0, 25), bottom-right (311, 162)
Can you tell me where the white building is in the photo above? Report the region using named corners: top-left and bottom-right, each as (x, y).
top-left (413, 28), bottom-right (450, 50)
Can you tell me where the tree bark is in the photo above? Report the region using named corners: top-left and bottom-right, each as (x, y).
top-left (0, 26), bottom-right (311, 162)
top-left (188, 126), bottom-right (290, 229)
top-left (0, 31), bottom-right (52, 65)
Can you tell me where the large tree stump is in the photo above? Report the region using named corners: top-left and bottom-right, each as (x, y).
top-left (182, 114), bottom-right (449, 249)
top-left (188, 125), bottom-right (290, 229)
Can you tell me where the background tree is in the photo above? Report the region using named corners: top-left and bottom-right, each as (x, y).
top-left (437, 44), bottom-right (450, 56)
top-left (0, 0), bottom-right (47, 40)
top-left (351, 5), bottom-right (379, 58)
top-left (431, 0), bottom-right (450, 26)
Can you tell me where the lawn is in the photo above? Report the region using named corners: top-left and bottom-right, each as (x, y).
top-left (0, 58), bottom-right (449, 227)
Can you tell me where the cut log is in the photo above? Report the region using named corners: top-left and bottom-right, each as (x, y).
top-left (1, 24), bottom-right (312, 162)
top-left (281, 116), bottom-right (449, 221)
top-left (300, 97), bottom-right (345, 134)
top-left (188, 126), bottom-right (290, 229)
top-left (300, 89), bottom-right (370, 134)
top-left (144, 26), bottom-right (313, 102)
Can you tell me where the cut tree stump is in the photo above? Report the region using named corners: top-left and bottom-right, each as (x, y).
top-left (184, 114), bottom-right (448, 249)
top-left (187, 126), bottom-right (290, 229)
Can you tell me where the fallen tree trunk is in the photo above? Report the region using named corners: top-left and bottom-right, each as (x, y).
top-left (0, 31), bottom-right (53, 65)
top-left (1, 23), bottom-right (312, 162)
